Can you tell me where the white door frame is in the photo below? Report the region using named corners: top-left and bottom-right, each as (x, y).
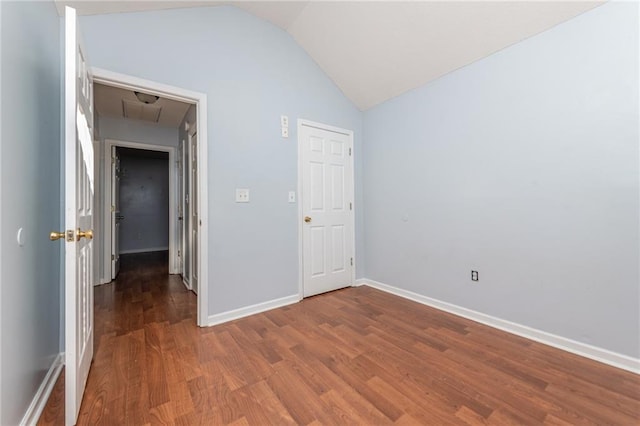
top-left (297, 119), bottom-right (356, 299)
top-left (93, 68), bottom-right (209, 326)
top-left (103, 139), bottom-right (178, 274)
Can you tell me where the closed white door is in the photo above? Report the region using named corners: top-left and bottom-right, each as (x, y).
top-left (300, 122), bottom-right (354, 297)
top-left (111, 146), bottom-right (121, 278)
top-left (190, 133), bottom-right (199, 294)
top-left (64, 6), bottom-right (94, 425)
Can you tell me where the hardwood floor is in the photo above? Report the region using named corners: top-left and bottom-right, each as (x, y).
top-left (39, 251), bottom-right (639, 425)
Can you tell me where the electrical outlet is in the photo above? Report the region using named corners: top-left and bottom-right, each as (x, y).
top-left (235, 188), bottom-right (250, 203)
top-left (281, 126), bottom-right (289, 138)
top-left (280, 115), bottom-right (289, 127)
top-left (471, 270), bottom-right (479, 281)
top-left (288, 191), bottom-right (296, 203)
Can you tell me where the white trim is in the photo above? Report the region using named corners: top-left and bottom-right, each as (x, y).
top-left (297, 119), bottom-right (356, 300)
top-left (358, 278), bottom-right (640, 374)
top-left (207, 295), bottom-right (299, 326)
top-left (119, 246), bottom-right (169, 255)
top-left (103, 139), bottom-right (177, 276)
top-left (93, 67), bottom-right (209, 327)
top-left (20, 353), bottom-right (64, 426)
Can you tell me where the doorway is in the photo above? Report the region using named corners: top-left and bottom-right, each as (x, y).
top-left (92, 69), bottom-right (209, 326)
top-left (103, 140), bottom-right (178, 280)
top-left (109, 145), bottom-right (172, 279)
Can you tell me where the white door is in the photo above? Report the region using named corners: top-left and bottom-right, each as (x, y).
top-left (177, 140), bottom-right (184, 274)
top-left (183, 138), bottom-right (191, 287)
top-left (65, 6), bottom-right (94, 425)
top-left (190, 133), bottom-right (199, 294)
top-left (111, 146), bottom-right (121, 278)
top-left (300, 122), bottom-right (354, 297)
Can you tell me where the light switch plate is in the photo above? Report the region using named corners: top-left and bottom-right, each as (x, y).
top-left (281, 126), bottom-right (289, 138)
top-left (236, 188), bottom-right (250, 203)
top-left (288, 191), bottom-right (296, 203)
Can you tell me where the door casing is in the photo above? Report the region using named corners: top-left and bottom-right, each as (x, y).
top-left (297, 119), bottom-right (356, 299)
top-left (103, 140), bottom-right (178, 276)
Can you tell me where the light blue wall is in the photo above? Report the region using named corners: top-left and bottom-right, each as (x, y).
top-left (363, 2), bottom-right (639, 358)
top-left (0, 1), bottom-right (61, 423)
top-left (80, 6), bottom-right (363, 316)
top-left (97, 115), bottom-right (179, 147)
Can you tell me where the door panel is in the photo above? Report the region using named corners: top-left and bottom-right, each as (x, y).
top-left (65, 6), bottom-right (94, 425)
top-left (301, 124), bottom-right (354, 297)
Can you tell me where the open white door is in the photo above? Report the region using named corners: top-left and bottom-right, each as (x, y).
top-left (65, 6), bottom-right (94, 425)
top-left (111, 146), bottom-right (121, 278)
top-left (300, 122), bottom-right (354, 297)
top-left (190, 133), bottom-right (199, 294)
top-left (178, 140), bottom-right (184, 275)
top-left (183, 138), bottom-right (191, 287)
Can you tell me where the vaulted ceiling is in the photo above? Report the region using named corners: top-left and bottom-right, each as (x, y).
top-left (55, 1), bottom-right (603, 110)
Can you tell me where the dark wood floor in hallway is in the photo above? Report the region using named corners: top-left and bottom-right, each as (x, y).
top-left (39, 251), bottom-right (639, 425)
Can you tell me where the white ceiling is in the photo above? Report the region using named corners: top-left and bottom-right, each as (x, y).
top-left (56, 1), bottom-right (603, 110)
top-left (94, 83), bottom-right (191, 126)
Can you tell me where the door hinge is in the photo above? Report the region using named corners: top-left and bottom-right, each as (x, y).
top-left (349, 147), bottom-right (352, 156)
top-left (349, 202), bottom-right (352, 211)
top-left (350, 257), bottom-right (353, 266)
top-left (111, 205), bottom-right (115, 212)
top-left (111, 254), bottom-right (115, 261)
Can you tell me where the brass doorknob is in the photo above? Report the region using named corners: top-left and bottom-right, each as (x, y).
top-left (304, 216), bottom-right (312, 223)
top-left (76, 229), bottom-right (93, 241)
top-left (50, 231), bottom-right (65, 241)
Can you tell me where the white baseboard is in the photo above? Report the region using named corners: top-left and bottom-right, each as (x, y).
top-left (119, 246), bottom-right (169, 254)
top-left (207, 294), bottom-right (300, 327)
top-left (356, 278), bottom-right (640, 374)
top-left (20, 352), bottom-right (64, 426)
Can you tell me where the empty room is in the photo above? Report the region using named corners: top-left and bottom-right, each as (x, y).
top-left (0, 0), bottom-right (638, 425)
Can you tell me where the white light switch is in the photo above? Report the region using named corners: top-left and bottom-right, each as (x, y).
top-left (236, 188), bottom-right (250, 203)
top-left (281, 127), bottom-right (289, 138)
top-left (288, 191), bottom-right (296, 203)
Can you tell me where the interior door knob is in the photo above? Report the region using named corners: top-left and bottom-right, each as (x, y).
top-left (304, 216), bottom-right (312, 223)
top-left (76, 229), bottom-right (93, 241)
top-left (50, 231), bottom-right (65, 241)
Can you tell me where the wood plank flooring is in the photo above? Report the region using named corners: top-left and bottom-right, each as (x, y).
top-left (39, 251), bottom-right (640, 425)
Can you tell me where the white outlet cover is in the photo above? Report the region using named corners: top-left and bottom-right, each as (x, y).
top-left (236, 188), bottom-right (250, 202)
top-left (280, 115), bottom-right (288, 127)
top-left (281, 127), bottom-right (289, 138)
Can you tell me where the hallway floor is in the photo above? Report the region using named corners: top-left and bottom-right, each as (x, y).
top-left (39, 251), bottom-right (639, 424)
